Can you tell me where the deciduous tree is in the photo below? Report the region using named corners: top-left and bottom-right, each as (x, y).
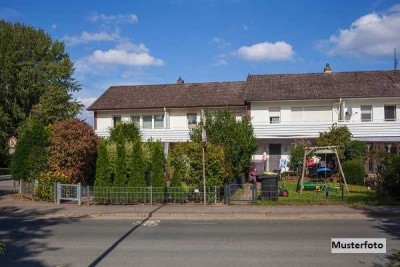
top-left (0, 20), bottom-right (81, 166)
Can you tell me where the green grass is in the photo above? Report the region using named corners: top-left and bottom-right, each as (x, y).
top-left (256, 180), bottom-right (381, 205)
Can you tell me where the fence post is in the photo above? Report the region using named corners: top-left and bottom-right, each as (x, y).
top-left (54, 182), bottom-right (57, 203)
top-left (77, 183), bottom-right (82, 205)
top-left (56, 182), bottom-right (61, 204)
top-left (87, 185), bottom-right (90, 206)
top-left (214, 186), bottom-right (217, 204)
top-left (19, 179), bottom-right (22, 196)
top-left (150, 186), bottom-right (153, 206)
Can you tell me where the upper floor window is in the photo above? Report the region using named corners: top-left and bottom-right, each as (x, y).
top-left (187, 113), bottom-right (197, 128)
top-left (361, 105), bottom-right (372, 122)
top-left (154, 114), bottom-right (164, 129)
top-left (269, 107), bottom-right (280, 124)
top-left (112, 116), bottom-right (121, 128)
top-left (143, 115), bottom-right (152, 129)
top-left (384, 105), bottom-right (396, 121)
top-left (130, 115), bottom-right (140, 127)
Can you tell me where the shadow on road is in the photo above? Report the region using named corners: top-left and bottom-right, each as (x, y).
top-left (88, 204), bottom-right (166, 267)
top-left (0, 206), bottom-right (86, 267)
top-left (350, 206), bottom-right (400, 267)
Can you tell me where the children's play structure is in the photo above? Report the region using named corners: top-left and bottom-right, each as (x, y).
top-left (298, 146), bottom-right (349, 194)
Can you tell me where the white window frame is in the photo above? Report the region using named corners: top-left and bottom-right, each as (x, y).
top-left (154, 114), bottom-right (164, 129)
top-left (384, 105), bottom-right (396, 122)
top-left (360, 105), bottom-right (372, 122)
top-left (187, 113), bottom-right (197, 129)
top-left (112, 115), bottom-right (121, 128)
top-left (269, 107), bottom-right (281, 124)
top-left (142, 115), bottom-right (152, 129)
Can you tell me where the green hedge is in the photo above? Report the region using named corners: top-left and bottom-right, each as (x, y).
top-left (342, 159), bottom-right (365, 185)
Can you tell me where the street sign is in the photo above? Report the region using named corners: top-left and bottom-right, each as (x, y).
top-left (8, 136), bottom-right (17, 149)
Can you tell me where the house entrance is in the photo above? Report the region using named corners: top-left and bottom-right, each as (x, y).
top-left (269, 144), bottom-right (281, 172)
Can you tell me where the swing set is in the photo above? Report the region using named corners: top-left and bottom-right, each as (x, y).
top-left (298, 146), bottom-right (349, 194)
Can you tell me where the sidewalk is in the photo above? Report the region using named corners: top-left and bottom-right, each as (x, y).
top-left (1, 179), bottom-right (399, 220)
top-left (2, 193), bottom-right (400, 221)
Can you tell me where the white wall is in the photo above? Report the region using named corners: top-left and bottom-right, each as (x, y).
top-left (250, 98), bottom-right (400, 124)
top-left (95, 106), bottom-right (247, 132)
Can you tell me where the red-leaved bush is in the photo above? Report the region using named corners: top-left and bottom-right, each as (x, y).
top-left (47, 119), bottom-right (99, 184)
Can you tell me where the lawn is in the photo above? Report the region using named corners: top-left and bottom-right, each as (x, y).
top-left (256, 180), bottom-right (381, 205)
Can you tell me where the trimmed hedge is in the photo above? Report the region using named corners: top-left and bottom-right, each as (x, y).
top-left (342, 159), bottom-right (365, 185)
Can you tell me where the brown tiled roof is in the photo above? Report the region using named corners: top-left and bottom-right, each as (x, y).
top-left (88, 82), bottom-right (245, 111)
top-left (245, 70), bottom-right (400, 101)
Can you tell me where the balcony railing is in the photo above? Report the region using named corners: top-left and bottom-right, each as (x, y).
top-left (95, 128), bottom-right (190, 142)
top-left (252, 120), bottom-right (400, 139)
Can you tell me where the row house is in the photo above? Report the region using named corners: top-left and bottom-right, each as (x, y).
top-left (88, 66), bottom-right (400, 174)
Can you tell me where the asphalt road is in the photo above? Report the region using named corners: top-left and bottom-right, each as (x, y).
top-left (1, 215), bottom-right (399, 267)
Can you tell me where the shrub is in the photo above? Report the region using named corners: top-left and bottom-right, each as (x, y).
top-left (36, 171), bottom-right (70, 201)
top-left (342, 159), bottom-right (365, 185)
top-left (289, 140), bottom-right (309, 174)
top-left (382, 156), bottom-right (400, 199)
top-left (109, 122), bottom-right (140, 143)
top-left (94, 139), bottom-right (112, 186)
top-left (112, 134), bottom-right (126, 187)
top-left (168, 142), bottom-right (231, 188)
top-left (316, 125), bottom-right (352, 162)
top-left (11, 120), bottom-right (49, 181)
top-left (345, 140), bottom-right (367, 161)
top-left (149, 140), bottom-right (167, 188)
top-left (47, 119), bottom-right (99, 184)
top-left (190, 109), bottom-right (258, 178)
top-left (126, 140), bottom-right (146, 187)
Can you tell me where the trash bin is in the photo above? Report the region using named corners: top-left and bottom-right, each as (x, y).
top-left (259, 174), bottom-right (279, 201)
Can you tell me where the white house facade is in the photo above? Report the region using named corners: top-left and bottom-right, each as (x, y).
top-left (88, 66), bottom-right (400, 174)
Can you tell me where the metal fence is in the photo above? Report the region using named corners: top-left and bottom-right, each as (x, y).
top-left (57, 183), bottom-right (81, 205)
top-left (89, 186), bottom-right (220, 205)
top-left (19, 180), bottom-right (36, 200)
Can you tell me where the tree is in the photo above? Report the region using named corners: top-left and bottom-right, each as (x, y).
top-left (382, 156), bottom-right (400, 200)
top-left (342, 159), bottom-right (365, 185)
top-left (168, 142), bottom-right (231, 187)
top-left (127, 140), bottom-right (146, 187)
top-left (345, 140), bottom-right (367, 161)
top-left (289, 140), bottom-right (309, 174)
top-left (316, 124), bottom-right (352, 162)
top-left (0, 20), bottom-right (81, 166)
top-left (94, 139), bottom-right (112, 187)
top-left (112, 131), bottom-right (127, 187)
top-left (149, 140), bottom-right (167, 187)
top-left (109, 122), bottom-right (141, 143)
top-left (47, 119), bottom-right (99, 184)
top-left (11, 120), bottom-right (49, 181)
top-left (190, 109), bottom-right (257, 178)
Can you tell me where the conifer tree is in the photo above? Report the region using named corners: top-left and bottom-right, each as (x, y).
top-left (149, 141), bottom-right (167, 188)
top-left (127, 140), bottom-right (146, 187)
top-left (94, 139), bottom-right (112, 186)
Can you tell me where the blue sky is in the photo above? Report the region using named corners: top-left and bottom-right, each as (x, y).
top-left (1, 0), bottom-right (400, 124)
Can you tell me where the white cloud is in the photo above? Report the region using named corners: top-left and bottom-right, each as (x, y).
top-left (212, 54), bottom-right (228, 66)
top-left (115, 42), bottom-right (149, 53)
top-left (212, 37), bottom-right (231, 48)
top-left (89, 12), bottom-right (138, 24)
top-left (88, 42), bottom-right (164, 67)
top-left (52, 24), bottom-right (57, 30)
top-left (64, 28), bottom-right (121, 46)
top-left (322, 4), bottom-right (400, 57)
top-left (235, 41), bottom-right (294, 61)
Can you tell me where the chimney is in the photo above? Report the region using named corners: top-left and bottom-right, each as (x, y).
top-left (324, 63), bottom-right (332, 73)
top-left (177, 76), bottom-right (184, 84)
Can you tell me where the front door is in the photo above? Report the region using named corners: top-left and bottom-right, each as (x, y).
top-left (269, 144), bottom-right (281, 172)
